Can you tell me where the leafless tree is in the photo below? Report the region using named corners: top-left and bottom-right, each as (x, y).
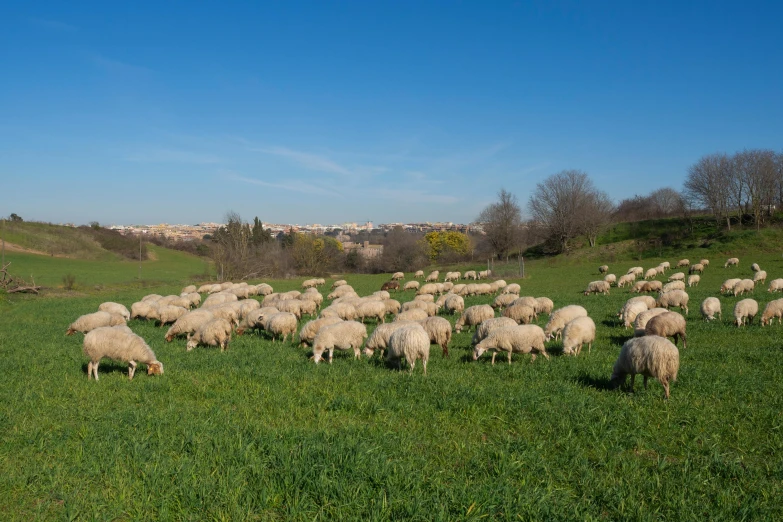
top-left (581, 191), bottom-right (615, 247)
top-left (735, 149), bottom-right (778, 229)
top-left (475, 188), bottom-right (523, 259)
top-left (684, 153), bottom-right (733, 229)
top-left (648, 187), bottom-right (683, 216)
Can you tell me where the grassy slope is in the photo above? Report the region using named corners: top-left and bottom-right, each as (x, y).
top-left (1, 221), bottom-right (116, 260)
top-left (1, 247), bottom-right (783, 520)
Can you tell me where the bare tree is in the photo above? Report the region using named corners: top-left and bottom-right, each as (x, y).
top-left (735, 149), bottom-right (778, 229)
top-left (648, 187), bottom-right (683, 216)
top-left (475, 188), bottom-right (523, 259)
top-left (684, 153), bottom-right (733, 229)
top-left (581, 191), bottom-right (615, 247)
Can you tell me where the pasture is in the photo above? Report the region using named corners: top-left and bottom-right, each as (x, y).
top-left (1, 250), bottom-right (782, 520)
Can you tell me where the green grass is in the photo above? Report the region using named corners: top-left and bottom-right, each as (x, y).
top-left (1, 250), bottom-right (783, 520)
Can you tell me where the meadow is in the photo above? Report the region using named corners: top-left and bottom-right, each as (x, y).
top-left (1, 247), bottom-right (782, 520)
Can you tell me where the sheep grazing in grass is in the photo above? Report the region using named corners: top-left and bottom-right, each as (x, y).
top-left (544, 305), bottom-right (588, 341)
top-left (751, 263), bottom-right (761, 272)
top-left (604, 274), bottom-right (617, 286)
top-left (235, 307), bottom-right (279, 336)
top-left (637, 281), bottom-right (662, 293)
top-left (263, 312), bottom-right (299, 342)
top-left (753, 270), bottom-right (767, 285)
top-left (203, 303), bottom-right (239, 326)
top-left (627, 267), bottom-right (644, 277)
top-left (584, 280), bottom-right (610, 296)
top-left (561, 316), bottom-right (596, 356)
top-left (689, 263), bottom-right (705, 274)
top-left (599, 265), bottom-right (609, 274)
top-left (402, 300), bottom-right (438, 317)
top-left (617, 274), bottom-right (636, 288)
top-left (373, 290), bottom-right (391, 301)
top-left (395, 309), bottom-right (429, 323)
top-left (425, 271), bottom-right (440, 283)
top-left (668, 272), bottom-right (685, 282)
top-left (490, 279), bottom-right (507, 292)
top-left (644, 312), bottom-right (687, 349)
top-left (700, 297), bottom-right (721, 321)
top-left (444, 271), bottom-right (461, 282)
top-left (513, 296), bottom-right (539, 312)
top-left (83, 326), bottom-right (163, 380)
top-left (631, 281), bottom-right (646, 293)
top-left (298, 316), bottom-right (343, 347)
top-left (633, 308), bottom-right (669, 336)
top-left (414, 270), bottom-right (425, 279)
top-left (492, 293), bottom-right (518, 309)
top-left (331, 280), bottom-right (347, 289)
top-left (403, 281), bottom-right (420, 291)
top-left (721, 278), bottom-right (741, 294)
top-left (654, 265), bottom-right (665, 276)
top-left (362, 321), bottom-right (414, 358)
top-left (165, 309), bottom-right (216, 341)
top-left (381, 281), bottom-right (400, 292)
top-left (301, 278), bottom-right (318, 289)
top-left (535, 297), bottom-right (554, 316)
top-left (417, 283), bottom-right (440, 296)
top-left (657, 289), bottom-right (689, 315)
top-left (676, 259), bottom-right (690, 268)
top-left (196, 284), bottom-right (213, 293)
top-left (131, 301), bottom-right (159, 321)
top-left (687, 275), bottom-right (700, 288)
top-left (761, 299), bottom-right (783, 326)
top-left (414, 294), bottom-right (435, 303)
top-left (769, 279), bottom-right (783, 293)
top-left (142, 294), bottom-right (163, 302)
top-left (155, 305), bottom-right (188, 327)
top-left (473, 325), bottom-right (549, 365)
top-left (256, 283), bottom-right (274, 296)
top-left (67, 311), bottom-right (126, 335)
top-left (724, 257), bottom-right (739, 268)
top-left (478, 269), bottom-right (492, 279)
top-left (98, 302), bottom-right (130, 321)
top-left (382, 299), bottom-right (401, 317)
top-left (186, 318), bottom-right (232, 352)
top-left (622, 301), bottom-right (649, 329)
top-left (320, 303), bottom-right (358, 321)
top-left (644, 268), bottom-right (658, 280)
top-left (355, 300), bottom-right (387, 323)
top-left (733, 279), bottom-right (755, 297)
top-left (226, 286), bottom-right (250, 299)
top-left (418, 316), bottom-right (452, 357)
top-left (611, 336), bottom-right (679, 400)
top-left (733, 299), bottom-right (758, 327)
top-left (471, 317), bottom-right (517, 346)
top-left (455, 305), bottom-right (495, 333)
top-left (444, 294), bottom-right (465, 315)
top-left (502, 283), bottom-right (521, 295)
top-left (391, 272), bottom-right (405, 281)
top-left (299, 291), bottom-right (324, 310)
top-left (327, 285), bottom-right (356, 300)
top-left (699, 259), bottom-right (709, 267)
top-left (463, 270), bottom-right (477, 280)
top-left (202, 292), bottom-right (237, 308)
top-left (663, 281), bottom-right (685, 293)
top-left (312, 321), bottom-right (368, 364)
top-left (274, 299), bottom-right (303, 319)
top-left (180, 292), bottom-right (202, 308)
top-left (659, 261), bottom-right (670, 271)
top-left (386, 324), bottom-right (431, 374)
top-left (502, 303), bottom-right (536, 325)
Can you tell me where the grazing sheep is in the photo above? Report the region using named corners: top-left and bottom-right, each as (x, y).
top-left (83, 326), bottom-right (163, 380)
top-left (382, 299), bottom-right (402, 317)
top-left (544, 305), bottom-right (588, 341)
top-left (657, 289), bottom-right (690, 315)
top-left (395, 309), bottom-right (429, 322)
top-left (444, 294), bottom-right (465, 315)
top-left (273, 299), bottom-right (304, 319)
top-left (628, 267), bottom-right (644, 277)
top-left (186, 318), bottom-right (232, 352)
top-left (263, 312), bottom-right (299, 342)
top-left (180, 292), bottom-right (202, 308)
top-left (502, 304), bottom-right (536, 325)
top-left (373, 290), bottom-right (391, 301)
top-left (659, 261), bottom-right (670, 271)
top-left (444, 271), bottom-right (461, 282)
top-left (561, 316), bottom-right (596, 356)
top-left (645, 312), bottom-right (687, 349)
top-left (654, 265), bottom-right (665, 276)
top-left (768, 279), bottom-right (783, 293)
top-left (611, 336), bottom-right (679, 399)
top-left (471, 317), bottom-right (518, 346)
top-left (165, 309), bottom-right (216, 341)
top-left (67, 311), bottom-right (126, 335)
top-left (463, 270), bottom-right (477, 280)
top-left (331, 280), bottom-right (347, 289)
top-left (355, 300), bottom-right (387, 323)
top-left (98, 302), bottom-right (130, 321)
top-left (256, 283), bottom-right (274, 296)
top-left (385, 324), bottom-right (431, 374)
top-left (362, 321), bottom-right (414, 358)
top-left (203, 303), bottom-right (239, 326)
top-left (327, 285), bottom-right (356, 300)
top-left (761, 299), bottom-right (783, 326)
top-left (513, 296), bottom-right (539, 311)
top-left (617, 274), bottom-right (636, 288)
top-left (425, 271), bottom-right (440, 283)
top-left (700, 297), bottom-right (722, 321)
top-left (631, 281), bottom-right (647, 293)
top-left (155, 305), bottom-right (188, 327)
top-left (311, 321), bottom-right (368, 364)
top-left (689, 263), bottom-right (704, 274)
top-left (478, 269), bottom-right (491, 279)
top-left (320, 303), bottom-right (358, 321)
top-left (403, 281), bottom-right (420, 291)
top-left (535, 297), bottom-right (554, 316)
top-left (751, 263), bottom-right (761, 272)
top-left (687, 275), bottom-right (700, 287)
top-left (414, 294), bottom-right (435, 303)
top-left (416, 283), bottom-right (440, 296)
top-left (604, 274), bottom-right (617, 286)
top-left (644, 268), bottom-right (658, 280)
top-left (668, 272), bottom-right (685, 282)
top-left (418, 316), bottom-right (452, 357)
top-left (635, 280), bottom-right (662, 293)
top-left (235, 307), bottom-right (280, 336)
top-left (196, 284), bottom-right (213, 293)
top-left (298, 316), bottom-right (344, 347)
top-left (599, 265), bottom-right (609, 274)
top-left (414, 270), bottom-right (425, 279)
top-left (699, 259), bottom-right (710, 267)
top-left (633, 308), bottom-right (669, 335)
top-left (298, 291), bottom-right (324, 309)
top-left (402, 300), bottom-right (438, 317)
top-left (663, 281), bottom-right (686, 293)
top-left (207, 285), bottom-right (222, 294)
top-left (502, 283), bottom-right (521, 295)
top-left (301, 278), bottom-right (318, 289)
top-left (391, 272), bottom-right (405, 281)
top-left (676, 259), bottom-right (690, 268)
top-left (732, 279), bottom-right (755, 297)
top-left (492, 293), bottom-right (518, 309)
top-left (724, 257), bottom-right (739, 268)
top-left (381, 281), bottom-right (400, 292)
top-left (473, 325), bottom-right (549, 365)
top-left (622, 301), bottom-right (649, 329)
top-left (142, 294), bottom-right (163, 302)
top-left (202, 292), bottom-right (238, 308)
top-left (733, 299), bottom-right (758, 326)
top-left (721, 278), bottom-right (741, 294)
top-left (753, 270), bottom-right (767, 285)
top-left (584, 280), bottom-right (611, 295)
top-left (455, 305), bottom-right (495, 333)
top-left (226, 286), bottom-right (250, 299)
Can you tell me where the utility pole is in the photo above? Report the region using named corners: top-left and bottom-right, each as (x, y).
top-left (1, 217), bottom-right (5, 268)
top-left (138, 232), bottom-right (142, 280)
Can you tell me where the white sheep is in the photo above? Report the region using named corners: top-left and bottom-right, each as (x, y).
top-left (584, 280), bottom-right (610, 295)
top-left (599, 265), bottom-right (609, 274)
top-left (202, 303), bottom-right (239, 326)
top-left (297, 316), bottom-right (343, 347)
top-left (611, 336), bottom-right (679, 400)
top-left (263, 312), bottom-right (299, 342)
top-left (362, 321), bottom-right (414, 358)
top-left (561, 316), bottom-right (596, 356)
top-left (414, 270), bottom-right (425, 279)
top-left (721, 278), bottom-right (741, 294)
top-left (141, 293), bottom-right (163, 302)
top-left (642, 280), bottom-right (663, 293)
top-left (724, 257), bottom-right (739, 268)
top-left (751, 263), bottom-right (760, 272)
top-left (659, 261), bottom-right (670, 271)
top-left (662, 281), bottom-right (685, 293)
top-left (689, 263), bottom-right (704, 274)
top-left (492, 293), bottom-right (518, 309)
top-left (451, 283), bottom-right (466, 295)
top-left (472, 325), bottom-right (549, 365)
top-left (753, 270), bottom-right (767, 285)
top-left (235, 306), bottom-right (280, 336)
top-left (455, 305), bottom-right (495, 333)
top-left (155, 304), bottom-right (188, 327)
top-left (622, 301), bottom-right (649, 329)
top-left (425, 271), bottom-right (440, 283)
top-left (444, 294), bottom-right (465, 315)
top-left (311, 320), bottom-right (368, 363)
top-left (320, 303), bottom-right (358, 321)
top-left (761, 299), bottom-right (783, 326)
top-left (373, 290), bottom-right (391, 301)
top-left (67, 311), bottom-right (126, 335)
top-left (355, 300), bottom-right (387, 323)
top-left (535, 297), bottom-right (554, 316)
top-left (83, 326), bottom-right (163, 380)
top-left (699, 259), bottom-right (710, 267)
top-left (402, 300), bottom-right (438, 317)
top-left (202, 292), bottom-right (237, 308)
top-left (502, 283), bottom-right (521, 295)
top-left (668, 272), bottom-right (685, 282)
top-left (327, 285), bottom-right (356, 300)
top-left (391, 272), bottom-right (405, 281)
top-left (181, 292), bottom-right (202, 308)
top-left (617, 274), bottom-right (636, 288)
top-left (444, 271), bottom-right (461, 282)
top-left (604, 274), bottom-right (617, 286)
top-left (186, 318), bottom-right (232, 352)
top-left (632, 307), bottom-right (669, 335)
top-left (403, 281), bottom-right (420, 291)
top-left (331, 279), bottom-right (348, 289)
top-left (699, 297), bottom-right (721, 321)
top-left (478, 269), bottom-right (491, 279)
top-left (383, 299), bottom-right (401, 317)
top-left (384, 324), bottom-right (431, 374)
top-left (768, 279), bottom-right (783, 292)
top-left (732, 279), bottom-right (755, 297)
top-left (301, 278), bottom-right (318, 289)
top-left (418, 316), bottom-right (452, 357)
top-left (256, 283), bottom-right (274, 296)
top-left (733, 299), bottom-right (758, 326)
top-left (644, 268), bottom-right (658, 280)
top-left (298, 291), bottom-right (324, 309)
top-left (513, 296), bottom-right (539, 311)
top-left (687, 275), bottom-right (700, 287)
top-left (196, 284), bottom-right (213, 293)
top-left (471, 317), bottom-right (517, 346)
top-left (544, 305), bottom-right (588, 341)
top-left (644, 312), bottom-right (687, 349)
top-left (463, 270), bottom-right (477, 280)
top-left (413, 294), bottom-right (435, 303)
top-left (676, 259), bottom-right (690, 268)
top-left (98, 302), bottom-right (130, 321)
top-left (628, 267), bottom-right (644, 277)
top-left (416, 283), bottom-right (440, 296)
top-left (657, 289), bottom-right (689, 315)
top-left (130, 301), bottom-right (158, 320)
top-left (395, 309), bottom-right (429, 322)
top-left (502, 303), bottom-right (536, 325)
top-left (165, 309), bottom-right (216, 341)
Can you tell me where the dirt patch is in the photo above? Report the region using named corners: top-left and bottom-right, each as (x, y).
top-left (0, 242), bottom-right (73, 258)
top-left (146, 250), bottom-right (158, 261)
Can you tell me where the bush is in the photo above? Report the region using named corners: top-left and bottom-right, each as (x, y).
top-left (62, 273), bottom-right (76, 290)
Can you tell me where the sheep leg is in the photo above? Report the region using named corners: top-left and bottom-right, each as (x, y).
top-left (643, 375), bottom-right (649, 389)
top-left (87, 361), bottom-right (94, 380)
top-left (541, 350), bottom-right (550, 360)
top-left (491, 352), bottom-right (496, 365)
top-left (508, 352), bottom-right (512, 365)
top-left (93, 361), bottom-right (100, 381)
top-left (530, 353), bottom-right (536, 363)
top-left (629, 374), bottom-right (636, 393)
top-left (128, 361), bottom-right (137, 380)
top-left (588, 342), bottom-right (592, 354)
top-left (662, 379), bottom-right (670, 400)
top-left (409, 358), bottom-right (415, 374)
top-left (441, 344), bottom-right (449, 357)
top-left (422, 359), bottom-right (427, 375)
top-left (328, 349), bottom-right (334, 364)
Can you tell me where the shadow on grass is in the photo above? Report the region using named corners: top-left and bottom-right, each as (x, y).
top-left (609, 334), bottom-right (633, 346)
top-left (573, 371), bottom-right (615, 391)
top-left (81, 361), bottom-right (132, 378)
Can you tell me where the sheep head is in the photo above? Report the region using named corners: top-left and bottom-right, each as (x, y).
top-left (147, 361), bottom-right (164, 376)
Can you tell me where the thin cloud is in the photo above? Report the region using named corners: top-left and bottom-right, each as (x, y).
top-left (252, 146), bottom-right (353, 176)
top-left (126, 149), bottom-right (221, 164)
top-left (30, 17), bottom-right (78, 32)
top-left (518, 161), bottom-right (551, 176)
top-left (374, 188), bottom-right (460, 205)
top-left (91, 54), bottom-right (152, 75)
top-left (227, 173), bottom-right (343, 198)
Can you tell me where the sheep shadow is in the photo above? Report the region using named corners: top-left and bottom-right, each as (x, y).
top-left (609, 334), bottom-right (633, 346)
top-left (80, 361), bottom-right (132, 378)
top-left (573, 371), bottom-right (615, 391)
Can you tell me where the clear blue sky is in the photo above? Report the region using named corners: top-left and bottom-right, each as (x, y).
top-left (2, 1), bottom-right (782, 226)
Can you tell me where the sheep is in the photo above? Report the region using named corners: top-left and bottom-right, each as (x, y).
top-left (331, 280), bottom-right (347, 289)
top-left (751, 263), bottom-right (761, 272)
top-left (395, 309), bottom-right (429, 322)
top-left (302, 278), bottom-right (318, 289)
top-left (654, 265), bottom-right (665, 276)
top-left (155, 305), bottom-right (188, 327)
top-left (226, 286), bottom-right (251, 299)
top-left (67, 311), bottom-right (126, 335)
top-left (403, 281), bottom-right (420, 291)
top-left (733, 299), bottom-right (758, 326)
top-left (130, 301), bottom-right (160, 321)
top-left (181, 292), bottom-right (202, 308)
top-left (761, 299), bottom-right (783, 326)
top-left (268, 299), bottom-right (301, 319)
top-left (202, 303), bottom-right (240, 326)
top-left (628, 267), bottom-right (644, 277)
top-left (402, 300), bottom-right (438, 317)
top-left (624, 295), bottom-right (657, 311)
top-left (196, 284), bottom-right (213, 293)
top-left (502, 283), bottom-right (521, 295)
top-left (373, 290), bottom-right (391, 301)
top-left (415, 283), bottom-right (439, 296)
top-left (219, 282), bottom-right (234, 291)
top-left (98, 302), bottom-right (130, 321)
top-left (663, 281), bottom-right (686, 293)
top-left (320, 303), bottom-right (358, 321)
top-left (382, 299), bottom-right (401, 317)
top-left (444, 294), bottom-right (465, 315)
top-left (186, 318), bottom-right (232, 351)
top-left (490, 279), bottom-right (507, 292)
top-left (235, 306), bottom-right (280, 336)
top-left (753, 270), bottom-right (767, 285)
top-left (315, 278), bottom-right (326, 287)
top-left (668, 272), bottom-right (685, 282)
top-left (617, 274), bottom-right (636, 288)
top-left (385, 324), bottom-right (431, 374)
top-left (207, 284), bottom-right (223, 294)
top-left (513, 296), bottom-right (539, 311)
top-left (463, 270), bottom-right (477, 280)
top-left (502, 304), bottom-right (536, 325)
top-left (414, 294), bottom-right (435, 303)
top-left (418, 316), bottom-right (452, 357)
top-left (83, 326), bottom-right (163, 380)
top-left (472, 325), bottom-right (549, 365)
top-left (634, 280), bottom-right (662, 293)
top-left (455, 305), bottom-right (495, 333)
top-left (425, 271), bottom-right (440, 283)
top-left (535, 297), bottom-right (554, 316)
top-left (644, 312), bottom-right (687, 349)
top-left (391, 272), bottom-right (405, 281)
top-left (611, 336), bottom-right (679, 399)
top-left (544, 305), bottom-right (588, 341)
top-left (298, 316), bottom-right (343, 346)
top-left (699, 259), bottom-right (710, 267)
top-left (298, 291), bottom-right (324, 309)
top-left (444, 271), bottom-right (461, 282)
top-left (157, 295), bottom-right (192, 309)
top-left (142, 294), bottom-right (163, 302)
top-left (561, 316), bottom-right (596, 356)
top-left (721, 278), bottom-right (741, 294)
top-left (362, 321), bottom-right (414, 358)
top-left (202, 292), bottom-right (237, 308)
top-left (657, 289), bottom-right (689, 315)
top-left (355, 300), bottom-right (387, 323)
top-left (604, 274), bottom-right (617, 286)
top-left (631, 281), bottom-right (647, 293)
top-left (676, 259), bottom-right (690, 268)
top-left (312, 321), bottom-right (368, 364)
top-left (644, 268), bottom-right (658, 280)
top-left (769, 279), bottom-right (783, 292)
top-left (256, 283), bottom-right (273, 296)
top-left (732, 279), bottom-right (755, 297)
top-left (327, 285), bottom-right (356, 300)
top-left (633, 308), bottom-right (669, 335)
top-left (687, 275), bottom-right (700, 287)
top-left (689, 263), bottom-right (704, 274)
top-left (261, 312), bottom-right (298, 342)
top-left (700, 297), bottom-right (722, 321)
top-left (381, 281), bottom-right (400, 292)
top-left (451, 284), bottom-right (466, 295)
top-left (492, 293), bottom-right (518, 309)
top-left (724, 257), bottom-right (739, 268)
top-left (165, 309), bottom-right (216, 341)
top-left (584, 280), bottom-right (610, 295)
top-left (471, 317), bottom-right (517, 345)
top-left (599, 265), bottom-right (609, 274)
top-left (478, 269), bottom-right (491, 279)
top-left (659, 261), bottom-right (670, 271)
top-left (622, 301), bottom-right (649, 329)
top-left (414, 270), bottom-right (425, 279)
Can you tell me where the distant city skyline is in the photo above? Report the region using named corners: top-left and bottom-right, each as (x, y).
top-left (2, 2), bottom-right (782, 225)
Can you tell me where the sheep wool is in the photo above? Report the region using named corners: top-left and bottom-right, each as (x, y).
top-left (418, 316), bottom-right (452, 357)
top-left (235, 306), bottom-right (280, 336)
top-left (611, 336), bottom-right (679, 399)
top-left (492, 293), bottom-right (518, 309)
top-left (455, 305), bottom-right (495, 333)
top-left (668, 272), bottom-right (685, 282)
top-left (392, 272), bottom-right (405, 280)
top-left (604, 274), bottom-right (617, 286)
top-left (733, 299), bottom-right (758, 327)
top-left (721, 278), bottom-right (741, 294)
top-left (644, 312), bottom-right (687, 349)
top-left (502, 283), bottom-right (521, 295)
top-left (663, 281), bottom-right (685, 293)
top-left (473, 325), bottom-right (549, 365)
top-left (414, 270), bottom-right (425, 279)
top-left (320, 303), bottom-right (358, 321)
top-left (298, 316), bottom-right (344, 346)
top-left (753, 270), bottom-right (767, 285)
top-left (724, 257), bottom-right (739, 268)
top-left (83, 326), bottom-right (163, 380)
top-left (732, 279), bottom-right (755, 297)
top-left (761, 298), bottom-right (783, 326)
top-left (502, 303), bottom-right (536, 325)
top-left (355, 300), bottom-right (387, 323)
top-left (403, 281), bottom-right (420, 291)
top-left (644, 268), bottom-right (658, 280)
top-left (166, 309), bottom-right (216, 341)
top-left (312, 321), bottom-right (368, 364)
top-left (633, 308), bottom-right (669, 336)
top-left (687, 275), bottom-right (700, 287)
top-left (363, 321), bottom-right (415, 358)
top-left (561, 316), bottom-right (596, 356)
top-left (386, 324), bottom-right (431, 374)
top-left (67, 311), bottom-right (126, 335)
top-left (769, 279), bottom-right (783, 293)
top-left (598, 265), bottom-right (609, 274)
top-left (471, 317), bottom-right (517, 346)
top-left (395, 309), bottom-right (429, 323)
top-left (657, 290), bottom-right (689, 315)
top-left (444, 294), bottom-right (465, 315)
top-left (544, 305), bottom-right (588, 340)
top-left (98, 302), bottom-right (130, 321)
top-left (584, 280), bottom-right (610, 295)
top-left (699, 297), bottom-right (721, 321)
top-left (263, 312), bottom-right (299, 342)
top-left (535, 297), bottom-right (554, 315)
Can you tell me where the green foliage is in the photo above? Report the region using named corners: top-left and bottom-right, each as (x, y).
top-left (8, 213), bottom-right (23, 222)
top-left (61, 273), bottom-right (76, 290)
top-left (423, 231), bottom-right (471, 261)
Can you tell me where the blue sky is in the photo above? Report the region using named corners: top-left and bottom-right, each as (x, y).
top-left (2, 1), bottom-right (782, 226)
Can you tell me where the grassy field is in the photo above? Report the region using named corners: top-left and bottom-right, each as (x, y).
top-left (1, 248), bottom-right (783, 520)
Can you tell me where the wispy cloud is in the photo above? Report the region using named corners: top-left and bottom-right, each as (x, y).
top-left (126, 149), bottom-right (221, 164)
top-left (252, 146), bottom-right (353, 176)
top-left (226, 172), bottom-right (343, 198)
top-left (373, 188), bottom-right (460, 205)
top-left (517, 161), bottom-right (551, 176)
top-left (91, 54), bottom-right (152, 76)
top-left (30, 17), bottom-right (78, 32)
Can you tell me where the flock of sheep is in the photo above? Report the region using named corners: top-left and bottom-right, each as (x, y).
top-left (66, 258), bottom-right (780, 399)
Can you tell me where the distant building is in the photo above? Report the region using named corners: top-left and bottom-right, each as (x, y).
top-left (342, 240), bottom-right (383, 259)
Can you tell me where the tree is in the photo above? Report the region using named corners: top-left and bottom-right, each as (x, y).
top-left (684, 153), bottom-right (733, 229)
top-left (581, 191), bottom-right (614, 247)
top-left (8, 213), bottom-right (22, 222)
top-left (735, 149), bottom-right (778, 229)
top-left (475, 189), bottom-right (523, 259)
top-left (378, 226), bottom-right (428, 273)
top-left (648, 188), bottom-right (683, 216)
top-left (251, 216), bottom-right (272, 245)
top-left (423, 231), bottom-right (471, 262)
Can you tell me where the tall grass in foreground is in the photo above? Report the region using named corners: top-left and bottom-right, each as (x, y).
top-left (0, 253), bottom-right (782, 520)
